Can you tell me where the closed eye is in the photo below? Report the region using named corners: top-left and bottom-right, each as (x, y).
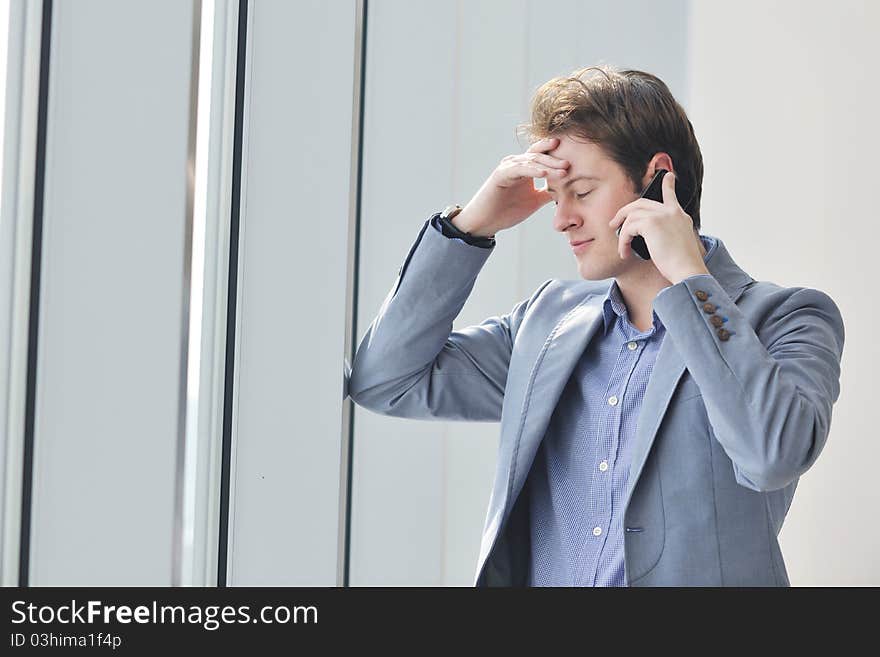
top-left (553, 191), bottom-right (592, 205)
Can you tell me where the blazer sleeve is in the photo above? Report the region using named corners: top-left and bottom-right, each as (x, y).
top-left (347, 215), bottom-right (551, 422)
top-left (653, 273), bottom-right (846, 492)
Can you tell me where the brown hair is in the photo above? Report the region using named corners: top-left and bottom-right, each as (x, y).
top-left (518, 64), bottom-right (704, 230)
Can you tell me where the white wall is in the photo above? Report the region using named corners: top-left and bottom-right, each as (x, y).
top-left (687, 0), bottom-right (879, 585)
top-left (29, 0), bottom-right (197, 585)
top-left (227, 0), bottom-right (355, 585)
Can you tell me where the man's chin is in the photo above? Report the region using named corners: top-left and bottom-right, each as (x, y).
top-left (577, 261), bottom-right (618, 281)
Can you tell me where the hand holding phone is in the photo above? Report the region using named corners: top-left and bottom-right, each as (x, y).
top-left (616, 168), bottom-right (694, 260)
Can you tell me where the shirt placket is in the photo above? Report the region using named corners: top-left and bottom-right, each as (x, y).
top-left (587, 321), bottom-right (650, 586)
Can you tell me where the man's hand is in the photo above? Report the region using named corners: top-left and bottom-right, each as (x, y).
top-left (607, 171), bottom-right (709, 285)
top-left (454, 137), bottom-right (570, 238)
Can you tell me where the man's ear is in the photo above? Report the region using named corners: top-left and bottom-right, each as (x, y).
top-left (643, 154), bottom-right (675, 187)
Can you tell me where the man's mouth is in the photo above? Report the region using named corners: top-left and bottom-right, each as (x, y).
top-left (570, 239), bottom-right (594, 253)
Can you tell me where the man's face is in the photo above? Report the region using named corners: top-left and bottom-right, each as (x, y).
top-left (546, 133), bottom-right (646, 281)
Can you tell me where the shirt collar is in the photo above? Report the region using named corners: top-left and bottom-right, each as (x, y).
top-left (602, 234), bottom-right (717, 335)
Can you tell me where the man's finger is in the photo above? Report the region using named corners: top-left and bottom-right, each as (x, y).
top-left (527, 136), bottom-right (559, 153)
top-left (609, 203), bottom-right (631, 230)
top-left (662, 171), bottom-right (679, 207)
top-left (609, 199), bottom-right (654, 229)
top-left (617, 218), bottom-right (635, 259)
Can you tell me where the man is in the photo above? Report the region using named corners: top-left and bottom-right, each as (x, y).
top-left (346, 65), bottom-right (845, 586)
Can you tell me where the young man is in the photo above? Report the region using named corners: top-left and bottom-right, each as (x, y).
top-left (346, 66), bottom-right (845, 586)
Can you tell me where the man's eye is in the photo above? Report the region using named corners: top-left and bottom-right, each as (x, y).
top-left (552, 190), bottom-right (590, 206)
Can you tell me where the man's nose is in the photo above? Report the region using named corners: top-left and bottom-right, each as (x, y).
top-left (552, 201), bottom-right (582, 233)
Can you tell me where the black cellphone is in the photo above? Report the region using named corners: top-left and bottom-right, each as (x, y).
top-left (616, 168), bottom-right (693, 260)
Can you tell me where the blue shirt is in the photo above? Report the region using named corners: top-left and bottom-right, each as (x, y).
top-left (527, 235), bottom-right (718, 586)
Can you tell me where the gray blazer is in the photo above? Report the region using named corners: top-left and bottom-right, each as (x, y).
top-left (347, 217), bottom-right (845, 586)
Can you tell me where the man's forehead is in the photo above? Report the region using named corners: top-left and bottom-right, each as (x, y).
top-left (548, 136), bottom-right (605, 165)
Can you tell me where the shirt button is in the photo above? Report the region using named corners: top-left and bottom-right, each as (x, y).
top-left (593, 527), bottom-right (602, 536)
top-left (627, 341), bottom-right (638, 350)
top-left (608, 395), bottom-right (618, 406)
top-left (599, 460), bottom-right (609, 472)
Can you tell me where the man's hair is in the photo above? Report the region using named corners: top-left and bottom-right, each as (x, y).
top-left (518, 64), bottom-right (704, 231)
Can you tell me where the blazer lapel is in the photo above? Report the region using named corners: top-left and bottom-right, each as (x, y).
top-left (620, 332), bottom-right (687, 512)
top-left (505, 293), bottom-right (606, 520)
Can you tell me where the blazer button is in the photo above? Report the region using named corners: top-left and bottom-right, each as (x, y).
top-left (717, 328), bottom-right (730, 341)
top-left (694, 290), bottom-right (709, 301)
top-left (709, 315), bottom-right (724, 328)
top-left (702, 302), bottom-right (716, 314)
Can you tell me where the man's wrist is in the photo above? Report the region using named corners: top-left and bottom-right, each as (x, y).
top-left (670, 265), bottom-right (711, 286)
top-left (435, 210), bottom-right (495, 248)
top-left (451, 207), bottom-right (495, 238)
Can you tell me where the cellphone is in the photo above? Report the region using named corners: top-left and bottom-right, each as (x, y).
top-left (616, 168), bottom-right (694, 260)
